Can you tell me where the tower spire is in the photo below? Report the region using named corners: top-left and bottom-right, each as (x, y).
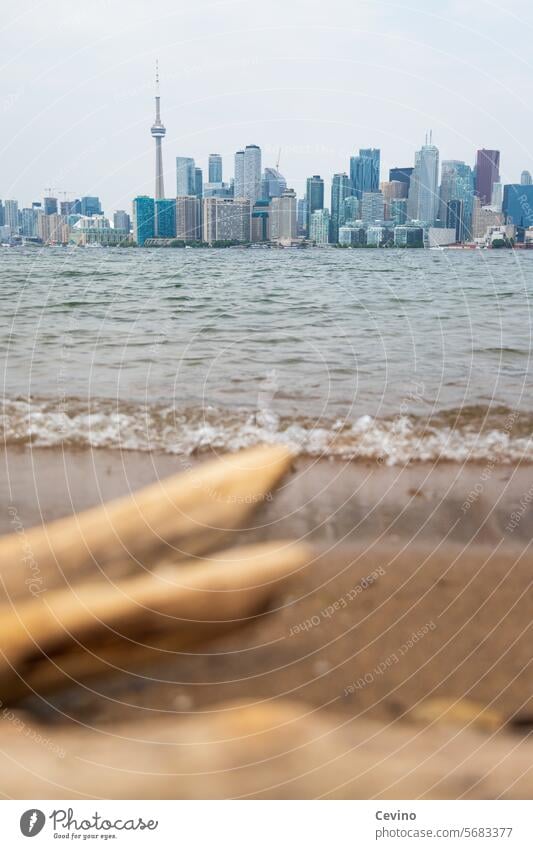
top-left (151, 60), bottom-right (166, 200)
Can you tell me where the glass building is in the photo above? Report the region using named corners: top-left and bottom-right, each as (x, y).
top-left (350, 149), bottom-right (380, 199)
top-left (330, 173), bottom-right (353, 243)
top-left (305, 175), bottom-right (324, 235)
top-left (408, 141), bottom-right (440, 225)
top-left (502, 184), bottom-right (533, 230)
top-left (176, 157), bottom-right (196, 196)
top-left (208, 154), bottom-right (223, 183)
top-left (156, 198), bottom-right (176, 238)
top-left (439, 160), bottom-right (474, 239)
top-left (475, 149), bottom-right (500, 205)
top-left (80, 196), bottom-right (102, 217)
top-left (133, 196), bottom-right (155, 246)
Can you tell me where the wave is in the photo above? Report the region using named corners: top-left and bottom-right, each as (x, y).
top-left (1, 397), bottom-right (532, 465)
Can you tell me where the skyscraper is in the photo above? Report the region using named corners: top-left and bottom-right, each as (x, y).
top-left (43, 196), bottom-right (57, 215)
top-left (194, 167), bottom-right (203, 198)
top-left (350, 149), bottom-right (380, 199)
top-left (151, 62), bottom-right (166, 200)
top-left (361, 192), bottom-right (385, 222)
top-left (475, 149), bottom-right (500, 205)
top-left (176, 196), bottom-right (202, 241)
top-left (155, 198), bottom-right (176, 238)
top-left (80, 196), bottom-right (102, 217)
top-left (521, 170), bottom-right (532, 186)
top-left (305, 175), bottom-right (324, 235)
top-left (176, 157), bottom-right (196, 196)
top-left (243, 145), bottom-right (262, 203)
top-left (4, 200), bottom-right (19, 233)
top-left (113, 210), bottom-right (131, 232)
top-left (407, 138), bottom-right (440, 224)
top-left (261, 168), bottom-right (286, 200)
top-left (309, 209), bottom-right (330, 245)
top-left (133, 196), bottom-right (155, 246)
top-left (234, 151), bottom-right (245, 198)
top-left (208, 154), bottom-right (223, 184)
top-left (389, 167), bottom-right (413, 194)
top-left (270, 188), bottom-right (297, 243)
top-left (502, 184), bottom-right (533, 230)
top-left (439, 160), bottom-right (474, 238)
top-left (330, 173), bottom-right (353, 242)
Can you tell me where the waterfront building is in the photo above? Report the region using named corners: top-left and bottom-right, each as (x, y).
top-left (21, 207), bottom-right (39, 238)
top-left (202, 197), bottom-right (251, 243)
top-left (176, 196), bottom-right (202, 241)
top-left (151, 62), bottom-right (166, 200)
top-left (176, 157), bottom-right (196, 196)
top-left (350, 149), bottom-right (380, 199)
top-left (447, 199), bottom-right (465, 242)
top-left (270, 188), bottom-right (297, 243)
top-left (366, 225), bottom-right (393, 247)
top-left (439, 160), bottom-right (474, 239)
top-left (4, 200), bottom-right (19, 233)
top-left (113, 210), bottom-right (131, 232)
top-left (338, 225), bottom-right (366, 247)
top-left (208, 154), bottom-right (223, 184)
top-left (502, 184), bottom-right (533, 230)
top-left (261, 168), bottom-right (287, 201)
top-left (251, 200), bottom-right (270, 242)
top-left (475, 149), bottom-right (500, 205)
top-left (330, 173), bottom-right (353, 242)
top-left (394, 225), bottom-right (424, 247)
top-left (388, 168), bottom-right (412, 193)
top-left (72, 217), bottom-right (128, 246)
top-left (305, 175), bottom-right (324, 235)
top-left (243, 144), bottom-right (262, 203)
top-left (38, 213), bottom-right (68, 244)
top-left (80, 196), bottom-right (102, 217)
top-left (408, 138), bottom-right (440, 224)
top-left (194, 167), bottom-right (203, 198)
top-left (297, 197), bottom-right (307, 236)
top-left (343, 196), bottom-right (360, 223)
top-left (234, 151), bottom-right (245, 198)
top-left (155, 198), bottom-right (176, 238)
top-left (472, 197), bottom-right (504, 239)
top-left (428, 227), bottom-right (457, 247)
top-left (0, 200), bottom-right (4, 227)
top-left (309, 208), bottom-right (330, 244)
top-left (361, 191), bottom-right (385, 223)
top-left (133, 195), bottom-right (155, 246)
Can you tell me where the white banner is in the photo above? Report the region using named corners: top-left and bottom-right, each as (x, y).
top-left (1, 800), bottom-right (529, 847)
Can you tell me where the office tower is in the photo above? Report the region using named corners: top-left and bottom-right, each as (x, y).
top-left (203, 182), bottom-right (233, 198)
top-left (270, 188), bottom-right (297, 243)
top-left (407, 137), bottom-right (440, 224)
top-left (297, 197), bottom-right (307, 236)
top-left (439, 160), bottom-right (474, 237)
top-left (251, 200), bottom-right (270, 242)
top-left (343, 195), bottom-right (360, 222)
top-left (80, 196), bottom-right (102, 217)
top-left (475, 149), bottom-right (500, 205)
top-left (155, 198), bottom-right (176, 238)
top-left (21, 208), bottom-right (39, 238)
top-left (447, 199), bottom-right (465, 242)
top-left (133, 195), bottom-right (155, 245)
top-left (234, 151), bottom-right (245, 198)
top-left (349, 149), bottom-right (380, 199)
top-left (4, 200), bottom-right (19, 233)
top-left (330, 173), bottom-right (353, 242)
top-left (176, 196), bottom-right (202, 241)
top-left (361, 191), bottom-right (385, 222)
top-left (388, 168), bottom-right (413, 194)
top-left (521, 170), bottom-right (532, 186)
top-left (390, 198), bottom-right (408, 225)
top-left (243, 145), bottom-right (262, 203)
top-left (202, 197), bottom-right (251, 243)
top-left (491, 182), bottom-right (503, 211)
top-left (60, 199), bottom-right (80, 216)
top-left (38, 213), bottom-right (68, 244)
top-left (502, 184), bottom-right (533, 230)
top-left (113, 210), bottom-right (131, 232)
top-left (43, 196), bottom-right (57, 215)
top-left (194, 167), bottom-right (203, 199)
top-left (208, 154), bottom-right (223, 184)
top-left (151, 62), bottom-right (166, 200)
top-left (380, 181), bottom-right (405, 218)
top-left (261, 168), bottom-right (287, 200)
top-left (0, 200), bottom-right (4, 227)
top-left (176, 157), bottom-right (196, 196)
top-left (305, 175), bottom-right (324, 235)
top-left (309, 209), bottom-right (330, 244)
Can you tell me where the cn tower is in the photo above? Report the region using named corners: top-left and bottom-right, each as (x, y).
top-left (151, 61), bottom-right (166, 199)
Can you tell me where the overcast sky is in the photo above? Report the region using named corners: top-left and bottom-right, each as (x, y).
top-left (1, 0), bottom-right (532, 213)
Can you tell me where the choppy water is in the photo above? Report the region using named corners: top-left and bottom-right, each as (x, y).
top-left (1, 245), bottom-right (533, 463)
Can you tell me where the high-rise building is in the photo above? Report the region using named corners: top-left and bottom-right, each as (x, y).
top-left (407, 138), bottom-right (440, 224)
top-left (339, 225), bottom-right (366, 247)
top-left (243, 145), bottom-right (262, 203)
top-left (155, 198), bottom-right (176, 238)
top-left (202, 197), bottom-right (251, 243)
top-left (439, 160), bottom-right (474, 238)
top-left (208, 154), bottom-right (223, 184)
top-left (234, 151), bottom-right (245, 198)
top-left (203, 182), bottom-right (233, 199)
top-left (176, 157), bottom-right (196, 196)
top-left (380, 181), bottom-right (405, 218)
top-left (475, 149), bottom-right (500, 205)
top-left (21, 207), bottom-right (39, 238)
top-left (261, 168), bottom-right (286, 201)
top-left (343, 196), bottom-right (360, 223)
top-left (350, 149), bottom-right (380, 199)
top-left (176, 196), bottom-right (202, 241)
top-left (309, 208), bottom-right (330, 244)
top-left (472, 196), bottom-right (504, 239)
top-left (113, 210), bottom-right (131, 232)
top-left (491, 182), bottom-right (503, 211)
top-left (194, 167), bottom-right (203, 198)
top-left (447, 199), bottom-right (465, 243)
top-left (150, 62), bottom-right (166, 200)
top-left (502, 184), bottom-right (533, 230)
top-left (0, 200), bottom-right (4, 227)
top-left (43, 196), bottom-right (57, 215)
top-left (390, 198), bottom-right (408, 225)
top-left (297, 197), bottom-right (307, 237)
top-left (330, 173), bottom-right (353, 242)
top-left (361, 191), bottom-right (385, 222)
top-left (251, 200), bottom-right (270, 242)
top-left (4, 200), bottom-right (19, 233)
top-left (270, 188), bottom-right (297, 243)
top-left (80, 196), bottom-right (102, 217)
top-left (521, 170), bottom-right (532, 186)
top-left (133, 195), bottom-right (155, 246)
top-left (305, 175), bottom-right (324, 235)
top-left (388, 168), bottom-right (413, 193)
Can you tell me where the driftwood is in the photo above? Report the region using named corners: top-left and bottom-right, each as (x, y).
top-left (0, 541), bottom-right (310, 703)
top-left (0, 444), bottom-right (294, 598)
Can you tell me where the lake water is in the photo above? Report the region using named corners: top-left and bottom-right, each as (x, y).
top-left (1, 245), bottom-right (532, 463)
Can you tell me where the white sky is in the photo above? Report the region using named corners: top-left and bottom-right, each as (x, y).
top-left (1, 0), bottom-right (532, 213)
